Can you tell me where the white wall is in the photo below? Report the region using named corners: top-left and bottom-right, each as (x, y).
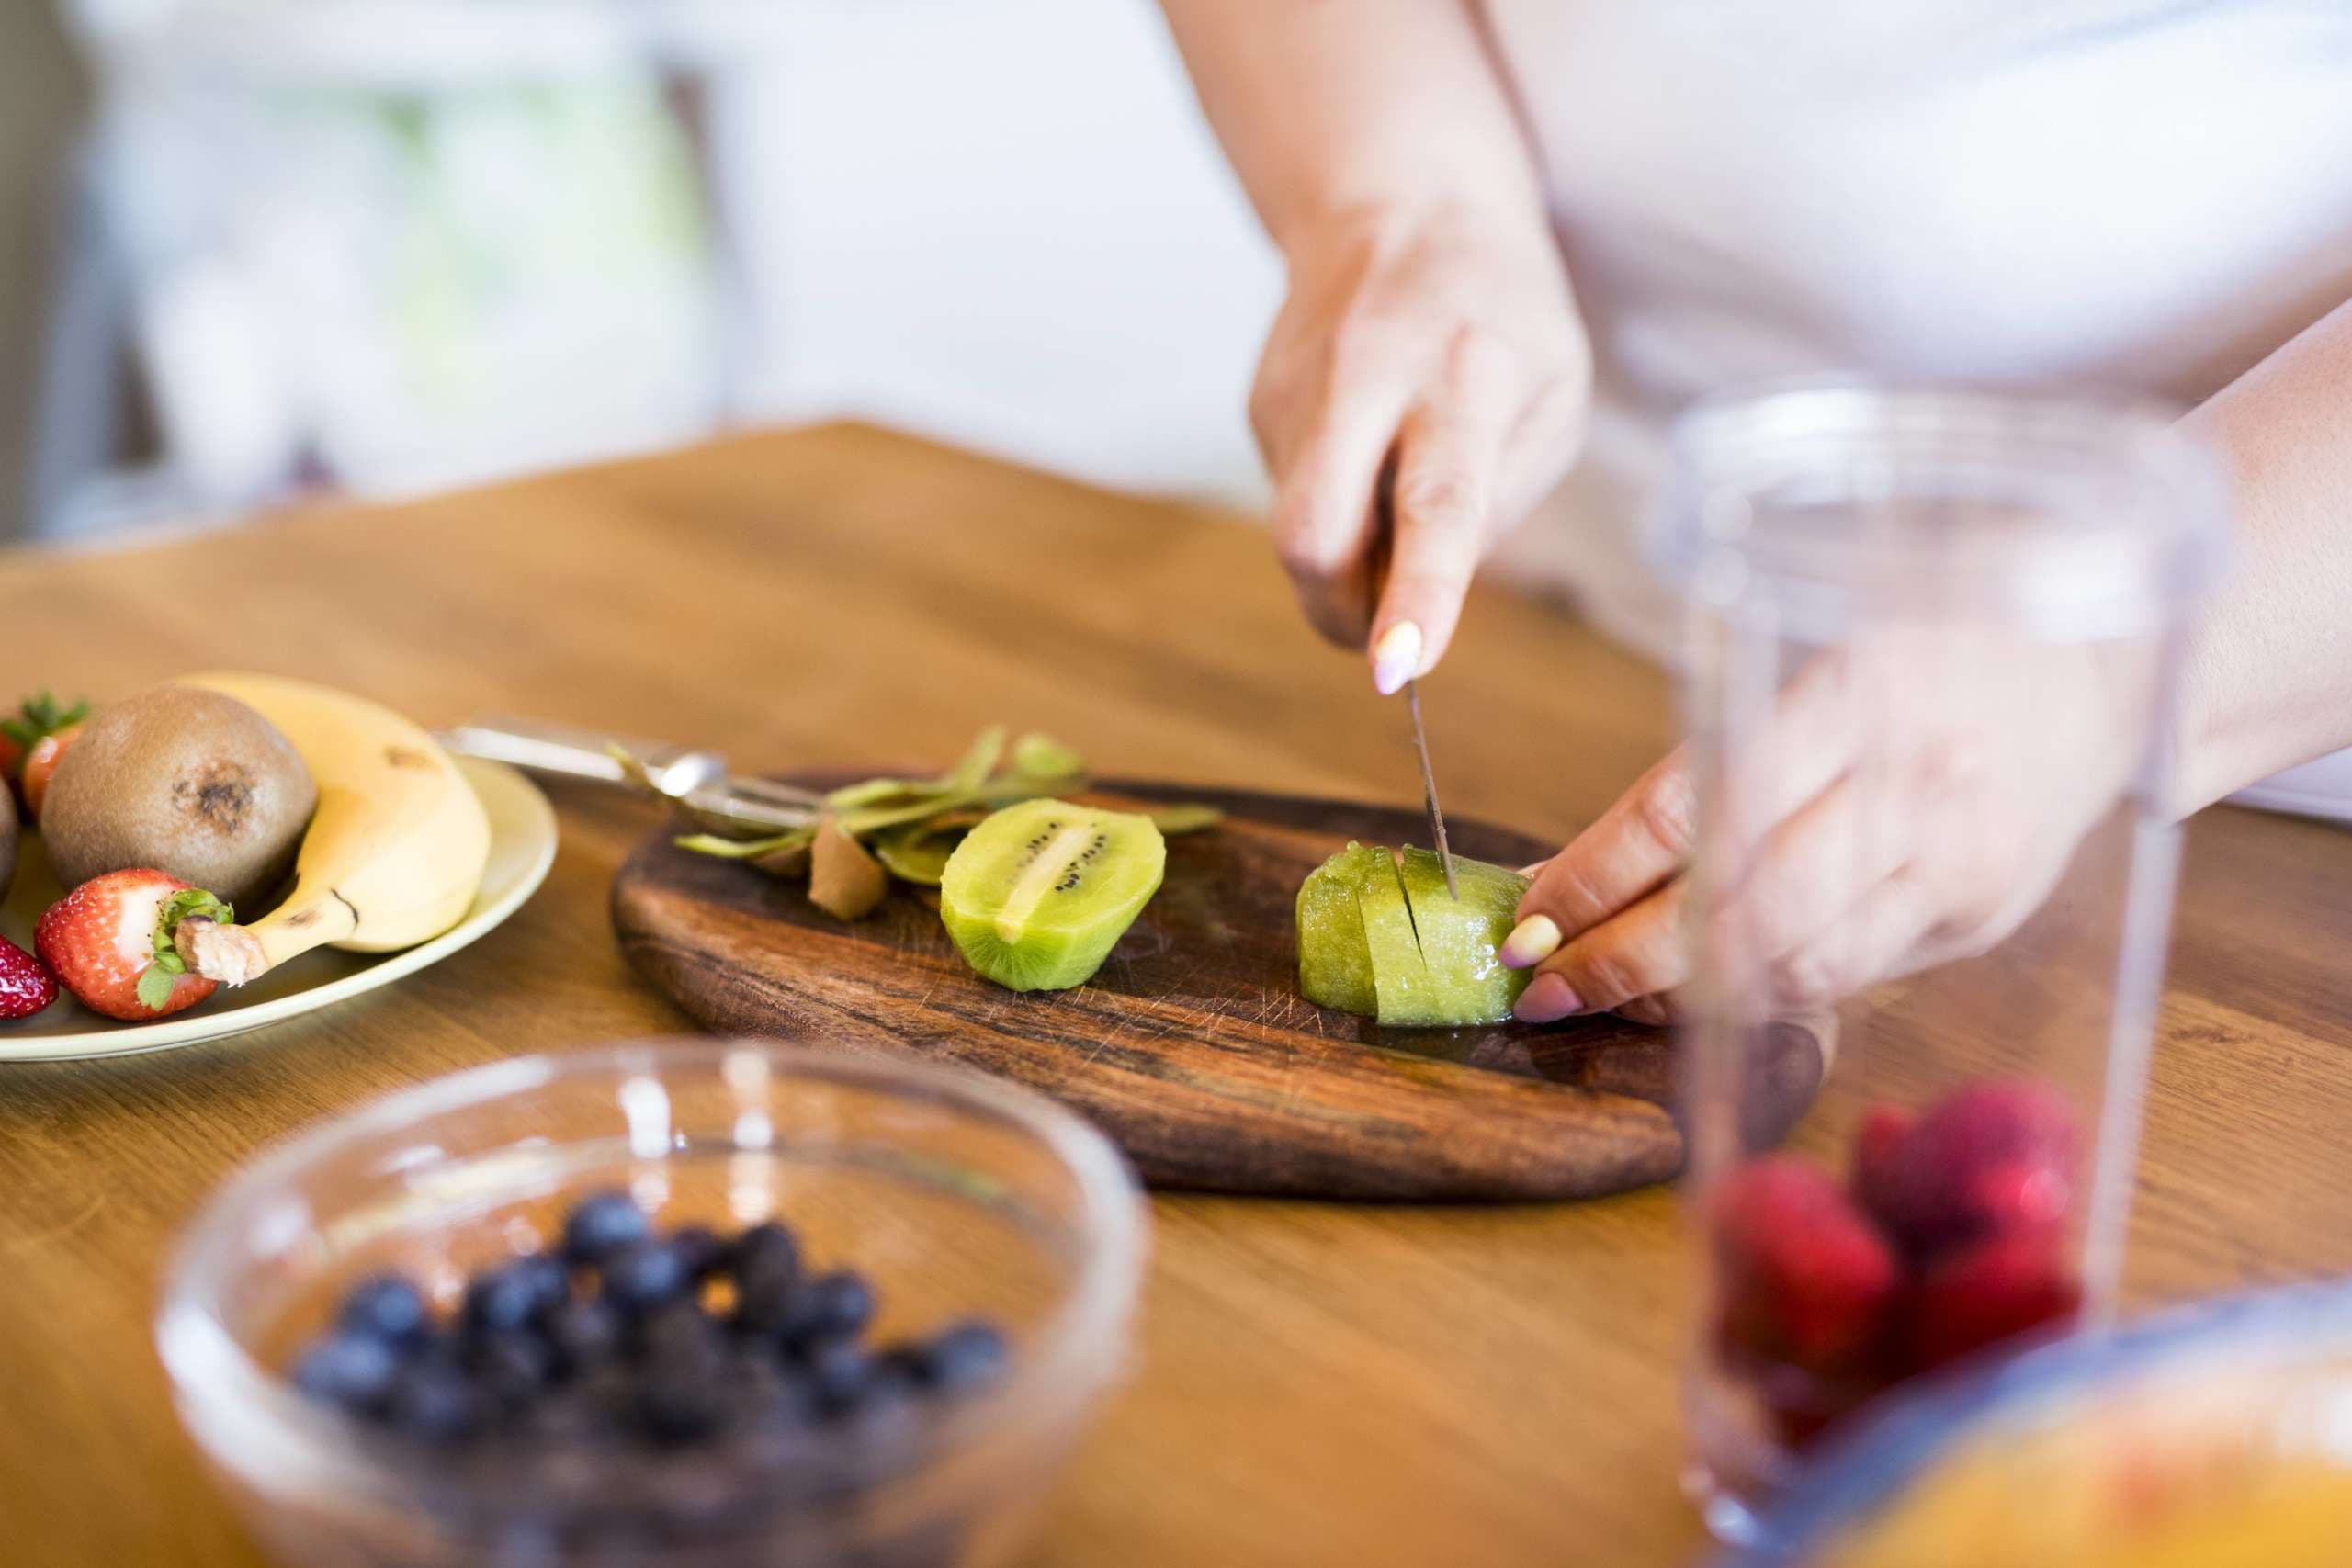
top-left (0, 0), bottom-right (90, 539)
top-left (710, 0), bottom-right (1281, 506)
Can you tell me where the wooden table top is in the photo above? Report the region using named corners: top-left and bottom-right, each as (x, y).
top-left (3, 424), bottom-right (2349, 1566)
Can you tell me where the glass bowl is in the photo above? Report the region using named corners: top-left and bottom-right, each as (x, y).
top-left (157, 1039), bottom-right (1147, 1567)
top-left (1715, 1280), bottom-right (2352, 1567)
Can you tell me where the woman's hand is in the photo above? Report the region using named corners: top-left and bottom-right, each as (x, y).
top-left (1500, 635), bottom-right (2154, 1023)
top-left (1252, 204), bottom-right (1591, 692)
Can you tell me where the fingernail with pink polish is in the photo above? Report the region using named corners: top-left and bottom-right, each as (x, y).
top-left (1371, 621), bottom-right (1423, 696)
top-left (1498, 914), bottom-right (1561, 970)
top-left (1515, 972), bottom-right (1581, 1023)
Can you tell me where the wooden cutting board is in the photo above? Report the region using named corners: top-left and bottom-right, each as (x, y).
top-left (611, 780), bottom-right (1827, 1201)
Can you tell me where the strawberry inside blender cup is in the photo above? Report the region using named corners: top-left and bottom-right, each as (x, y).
top-left (1710, 1080), bottom-right (2086, 1452)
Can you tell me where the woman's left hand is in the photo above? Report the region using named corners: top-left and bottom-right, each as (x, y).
top-left (1499, 634), bottom-right (2154, 1024)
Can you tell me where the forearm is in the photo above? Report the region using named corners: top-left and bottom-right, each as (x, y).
top-left (2177, 297), bottom-right (2352, 810)
top-left (1157, 0), bottom-right (1550, 254)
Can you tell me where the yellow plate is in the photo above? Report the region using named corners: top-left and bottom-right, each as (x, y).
top-left (0, 757), bottom-right (555, 1062)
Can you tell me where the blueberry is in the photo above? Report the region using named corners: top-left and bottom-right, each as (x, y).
top-left (729, 1222), bottom-right (799, 1282)
top-left (638, 1300), bottom-right (725, 1371)
top-left (463, 1262), bottom-right (556, 1336)
top-left (293, 1330), bottom-right (401, 1414)
top-left (632, 1371), bottom-right (729, 1446)
top-left (541, 1296), bottom-right (623, 1377)
top-left (467, 1329), bottom-right (554, 1413)
top-left (512, 1253), bottom-right (573, 1314)
top-left (779, 1271), bottom-right (873, 1348)
top-left (732, 1268), bottom-right (797, 1335)
top-left (560, 1191), bottom-right (650, 1266)
top-left (724, 1350), bottom-right (808, 1428)
top-left (667, 1225), bottom-right (729, 1281)
top-left (913, 1321), bottom-right (1009, 1395)
top-left (335, 1273), bottom-right (431, 1348)
top-left (522, 1386), bottom-right (611, 1447)
top-left (798, 1338), bottom-right (876, 1418)
top-left (729, 1225), bottom-right (803, 1331)
top-left (389, 1361), bottom-right (485, 1445)
top-left (600, 1241), bottom-right (689, 1314)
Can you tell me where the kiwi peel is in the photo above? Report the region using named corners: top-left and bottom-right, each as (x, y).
top-left (1296, 843), bottom-right (1532, 1026)
top-left (808, 818), bottom-right (889, 919)
top-left (662, 726), bottom-right (1219, 923)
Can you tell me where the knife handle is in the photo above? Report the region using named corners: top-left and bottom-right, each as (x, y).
top-left (437, 716), bottom-right (715, 789)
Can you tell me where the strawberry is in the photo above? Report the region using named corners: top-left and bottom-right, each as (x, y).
top-left (1906, 1231), bottom-right (2083, 1373)
top-left (36, 872), bottom-right (234, 1021)
top-left (0, 934), bottom-right (57, 1020)
top-left (1849, 1104), bottom-right (1916, 1218)
top-left (1742, 1357), bottom-right (1879, 1454)
top-left (1860, 1081), bottom-right (2079, 1258)
top-left (17, 724), bottom-right (80, 820)
top-left (1711, 1156), bottom-right (1900, 1376)
top-left (0, 692), bottom-right (89, 800)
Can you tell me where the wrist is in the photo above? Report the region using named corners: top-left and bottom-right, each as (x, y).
top-left (1270, 190), bottom-right (1556, 271)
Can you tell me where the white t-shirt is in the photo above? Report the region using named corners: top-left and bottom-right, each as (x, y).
top-left (1476, 0), bottom-right (2352, 809)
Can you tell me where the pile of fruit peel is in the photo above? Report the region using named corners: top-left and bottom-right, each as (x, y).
top-left (659, 725), bottom-right (1219, 923)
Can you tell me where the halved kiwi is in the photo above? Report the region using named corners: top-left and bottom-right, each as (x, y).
top-left (938, 798), bottom-right (1165, 992)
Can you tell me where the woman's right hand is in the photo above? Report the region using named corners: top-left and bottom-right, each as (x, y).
top-left (1250, 203), bottom-right (1593, 692)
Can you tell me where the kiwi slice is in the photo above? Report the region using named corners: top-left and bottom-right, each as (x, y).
top-left (1396, 848), bottom-right (1531, 1025)
top-left (939, 799), bottom-right (1166, 992)
top-left (1296, 843), bottom-right (1380, 1015)
top-left (1294, 845), bottom-right (1532, 1026)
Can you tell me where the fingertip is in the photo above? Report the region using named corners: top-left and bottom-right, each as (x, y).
top-left (1514, 972), bottom-right (1581, 1024)
top-left (1498, 913), bottom-right (1561, 970)
top-left (1370, 620), bottom-right (1423, 695)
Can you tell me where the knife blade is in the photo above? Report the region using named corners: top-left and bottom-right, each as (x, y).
top-left (1404, 678), bottom-right (1459, 900)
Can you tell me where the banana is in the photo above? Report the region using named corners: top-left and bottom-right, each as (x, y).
top-left (169, 672), bottom-right (492, 986)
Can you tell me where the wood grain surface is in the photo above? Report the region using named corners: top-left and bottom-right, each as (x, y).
top-left (2, 425), bottom-right (2350, 1567)
top-left (614, 778), bottom-right (1825, 1201)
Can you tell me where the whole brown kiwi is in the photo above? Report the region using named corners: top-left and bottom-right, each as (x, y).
top-left (40, 685), bottom-right (317, 908)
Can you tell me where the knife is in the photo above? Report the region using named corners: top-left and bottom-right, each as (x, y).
top-left (1404, 679), bottom-right (1459, 900)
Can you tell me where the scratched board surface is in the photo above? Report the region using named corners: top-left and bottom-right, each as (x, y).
top-left (610, 780), bottom-right (1826, 1201)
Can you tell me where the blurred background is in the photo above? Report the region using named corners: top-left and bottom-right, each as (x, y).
top-left (0, 0), bottom-right (1283, 545)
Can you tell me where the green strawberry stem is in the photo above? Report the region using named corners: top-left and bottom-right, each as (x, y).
top-left (141, 887), bottom-right (234, 1010)
top-left (0, 690), bottom-right (91, 767)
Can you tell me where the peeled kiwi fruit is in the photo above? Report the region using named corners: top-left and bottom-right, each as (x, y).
top-left (0, 784), bottom-right (14, 900)
top-left (40, 684), bottom-right (317, 907)
top-left (938, 798), bottom-right (1165, 992)
top-left (1296, 844), bottom-right (1531, 1026)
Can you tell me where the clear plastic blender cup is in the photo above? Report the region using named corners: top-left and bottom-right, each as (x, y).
top-left (1648, 383), bottom-right (2226, 1542)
